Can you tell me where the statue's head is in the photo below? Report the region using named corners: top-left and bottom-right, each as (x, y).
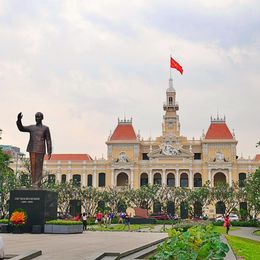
top-left (35, 112), bottom-right (44, 124)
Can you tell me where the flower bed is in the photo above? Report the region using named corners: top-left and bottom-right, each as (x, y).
top-left (9, 208), bottom-right (27, 233)
top-left (44, 220), bottom-right (83, 234)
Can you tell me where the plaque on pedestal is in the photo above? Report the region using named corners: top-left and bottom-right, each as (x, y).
top-left (9, 189), bottom-right (57, 233)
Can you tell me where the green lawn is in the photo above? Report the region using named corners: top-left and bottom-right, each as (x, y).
top-left (87, 224), bottom-right (154, 231)
top-left (253, 230), bottom-right (260, 236)
top-left (225, 235), bottom-right (260, 260)
top-left (212, 226), bottom-right (240, 234)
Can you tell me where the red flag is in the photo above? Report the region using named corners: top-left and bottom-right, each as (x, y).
top-left (170, 57), bottom-right (183, 75)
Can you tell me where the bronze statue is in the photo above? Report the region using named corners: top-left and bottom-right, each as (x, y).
top-left (16, 112), bottom-right (52, 188)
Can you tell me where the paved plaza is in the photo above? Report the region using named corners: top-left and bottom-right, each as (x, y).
top-left (0, 231), bottom-right (167, 260)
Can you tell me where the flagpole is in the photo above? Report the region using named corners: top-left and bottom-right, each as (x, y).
top-left (170, 54), bottom-right (172, 80)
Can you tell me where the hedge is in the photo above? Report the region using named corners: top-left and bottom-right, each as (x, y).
top-left (213, 220), bottom-right (260, 227)
top-left (45, 220), bottom-right (83, 225)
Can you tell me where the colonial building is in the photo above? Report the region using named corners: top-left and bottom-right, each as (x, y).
top-left (43, 78), bottom-right (260, 217)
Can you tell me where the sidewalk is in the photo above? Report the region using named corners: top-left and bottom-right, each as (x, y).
top-left (229, 227), bottom-right (260, 241)
top-left (0, 231), bottom-right (167, 260)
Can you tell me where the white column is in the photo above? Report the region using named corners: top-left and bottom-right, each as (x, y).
top-left (149, 170), bottom-right (153, 185)
top-left (67, 172), bottom-right (71, 182)
top-left (162, 169), bottom-right (166, 185)
top-left (175, 169), bottom-right (179, 187)
top-left (189, 169), bottom-right (193, 189)
top-left (228, 168), bottom-right (232, 187)
top-left (208, 169), bottom-right (212, 187)
top-left (130, 168), bottom-right (134, 188)
top-left (111, 169), bottom-right (114, 187)
top-left (82, 171), bottom-right (86, 187)
top-left (93, 168), bottom-right (97, 187)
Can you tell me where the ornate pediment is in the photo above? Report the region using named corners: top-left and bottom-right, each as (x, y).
top-left (148, 137), bottom-right (193, 159)
top-left (114, 152), bottom-right (130, 164)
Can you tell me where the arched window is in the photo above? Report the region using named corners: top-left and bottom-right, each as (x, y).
top-left (98, 173), bottom-right (106, 187)
top-left (167, 201), bottom-right (175, 216)
top-left (167, 173), bottom-right (175, 187)
top-left (87, 174), bottom-right (92, 187)
top-left (61, 174), bottom-right (66, 183)
top-left (180, 173), bottom-right (188, 187)
top-left (214, 172), bottom-right (226, 186)
top-left (140, 173), bottom-right (148, 186)
top-left (48, 174), bottom-right (56, 184)
top-left (169, 97), bottom-right (173, 105)
top-left (117, 172), bottom-right (128, 186)
top-left (216, 201), bottom-right (225, 215)
top-left (72, 174), bottom-right (81, 187)
top-left (194, 201), bottom-right (202, 218)
top-left (240, 202), bottom-right (247, 220)
top-left (180, 202), bottom-right (188, 219)
top-left (153, 172), bottom-right (162, 185)
top-left (153, 201), bottom-right (161, 213)
top-left (194, 173), bottom-right (202, 187)
top-left (117, 201), bottom-right (127, 212)
top-left (98, 200), bottom-right (105, 210)
top-left (239, 173), bottom-right (246, 187)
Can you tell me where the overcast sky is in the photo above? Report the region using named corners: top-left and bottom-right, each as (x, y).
top-left (0, 0), bottom-right (259, 159)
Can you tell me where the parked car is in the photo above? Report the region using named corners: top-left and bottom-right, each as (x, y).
top-left (149, 213), bottom-right (169, 220)
top-left (215, 213), bottom-right (239, 222)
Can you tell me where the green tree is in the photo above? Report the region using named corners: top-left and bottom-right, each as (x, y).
top-left (80, 186), bottom-right (102, 217)
top-left (212, 182), bottom-right (244, 215)
top-left (128, 185), bottom-right (159, 211)
top-left (187, 182), bottom-right (212, 218)
top-left (245, 168), bottom-right (260, 218)
top-left (55, 181), bottom-right (78, 214)
top-left (166, 187), bottom-right (190, 216)
top-left (0, 148), bottom-right (17, 216)
top-left (102, 186), bottom-right (129, 214)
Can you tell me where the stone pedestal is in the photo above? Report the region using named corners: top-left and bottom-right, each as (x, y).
top-left (9, 189), bottom-right (57, 233)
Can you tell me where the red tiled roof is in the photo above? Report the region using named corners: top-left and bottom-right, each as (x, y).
top-left (44, 154), bottom-right (93, 161)
top-left (255, 154), bottom-right (260, 161)
top-left (110, 123), bottom-right (137, 141)
top-left (205, 123), bottom-right (233, 139)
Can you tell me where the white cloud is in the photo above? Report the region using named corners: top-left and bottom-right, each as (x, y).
top-left (0, 0), bottom-right (259, 158)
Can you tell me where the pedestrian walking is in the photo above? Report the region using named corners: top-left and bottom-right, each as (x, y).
top-left (96, 211), bottom-right (103, 227)
top-left (124, 213), bottom-right (131, 231)
top-left (82, 212), bottom-right (87, 231)
top-left (224, 215), bottom-right (231, 234)
top-left (108, 212), bottom-right (114, 225)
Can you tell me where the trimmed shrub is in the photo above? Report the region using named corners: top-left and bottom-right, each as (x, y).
top-left (213, 220), bottom-right (259, 227)
top-left (0, 219), bottom-right (9, 224)
top-left (46, 220), bottom-right (82, 225)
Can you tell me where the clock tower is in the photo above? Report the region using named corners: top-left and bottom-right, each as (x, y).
top-left (162, 78), bottom-right (180, 137)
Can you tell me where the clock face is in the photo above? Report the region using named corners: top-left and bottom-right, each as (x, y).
top-left (119, 152), bottom-right (127, 162)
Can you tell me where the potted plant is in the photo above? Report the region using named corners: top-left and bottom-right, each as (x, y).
top-left (10, 208), bottom-right (27, 233)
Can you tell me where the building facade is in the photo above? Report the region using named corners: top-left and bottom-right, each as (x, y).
top-left (43, 78), bottom-right (260, 217)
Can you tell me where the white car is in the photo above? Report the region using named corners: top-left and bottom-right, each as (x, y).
top-left (215, 213), bottom-right (239, 222)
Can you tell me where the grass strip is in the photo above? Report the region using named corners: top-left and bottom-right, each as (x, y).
top-left (225, 235), bottom-right (260, 260)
